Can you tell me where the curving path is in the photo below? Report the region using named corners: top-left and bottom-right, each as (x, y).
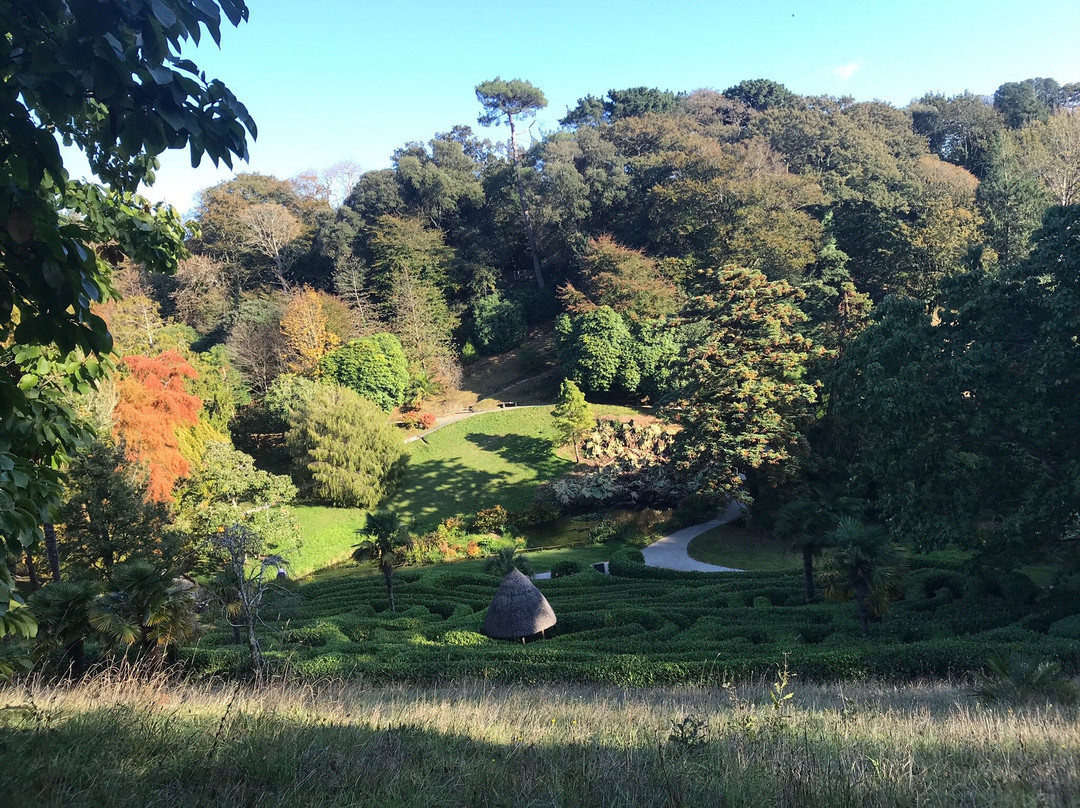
top-left (641, 500), bottom-right (746, 572)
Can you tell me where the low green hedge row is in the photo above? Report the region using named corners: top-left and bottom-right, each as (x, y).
top-left (185, 553), bottom-right (1080, 685)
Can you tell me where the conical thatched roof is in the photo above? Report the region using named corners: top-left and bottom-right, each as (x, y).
top-left (482, 569), bottom-right (557, 639)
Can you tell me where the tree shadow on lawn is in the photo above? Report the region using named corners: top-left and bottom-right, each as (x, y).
top-left (465, 433), bottom-right (570, 481)
top-left (394, 456), bottom-right (522, 530)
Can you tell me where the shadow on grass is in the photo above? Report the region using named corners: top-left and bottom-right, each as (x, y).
top-left (3, 688), bottom-right (1066, 808)
top-left (393, 456), bottom-right (522, 530)
top-left (465, 433), bottom-right (568, 479)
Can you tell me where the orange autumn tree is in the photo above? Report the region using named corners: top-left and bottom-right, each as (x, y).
top-left (113, 351), bottom-right (202, 502)
top-left (280, 286), bottom-right (341, 375)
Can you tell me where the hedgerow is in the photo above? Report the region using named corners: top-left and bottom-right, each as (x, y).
top-left (186, 555), bottom-right (1080, 685)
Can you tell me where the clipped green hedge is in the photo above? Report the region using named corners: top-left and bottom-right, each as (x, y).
top-left (184, 554), bottom-right (1080, 686)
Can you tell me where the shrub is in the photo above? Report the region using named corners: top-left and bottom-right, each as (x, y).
top-left (471, 505), bottom-right (509, 534)
top-left (318, 333), bottom-right (409, 411)
top-left (609, 547), bottom-right (646, 575)
top-left (974, 654), bottom-right (1080, 706)
top-left (551, 560), bottom-right (587, 579)
top-left (444, 630), bottom-right (487, 646)
top-left (914, 570), bottom-right (967, 600)
top-left (473, 293), bottom-right (527, 354)
top-left (401, 411), bottom-right (437, 430)
top-left (286, 384), bottom-right (408, 507)
top-left (588, 520), bottom-right (619, 545)
top-left (1000, 571), bottom-right (1040, 604)
top-left (1049, 615), bottom-right (1080, 640)
top-left (461, 340), bottom-right (479, 364)
top-left (509, 501), bottom-right (560, 528)
top-left (673, 492), bottom-right (723, 527)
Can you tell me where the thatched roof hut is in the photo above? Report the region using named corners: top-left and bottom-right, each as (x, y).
top-left (482, 569), bottom-right (557, 640)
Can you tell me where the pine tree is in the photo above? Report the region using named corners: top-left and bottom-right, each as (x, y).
top-left (552, 379), bottom-right (595, 463)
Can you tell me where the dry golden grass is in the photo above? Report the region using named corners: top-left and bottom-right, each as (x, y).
top-left (3, 669), bottom-right (1078, 807)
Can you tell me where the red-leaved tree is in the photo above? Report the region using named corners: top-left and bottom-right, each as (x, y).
top-left (113, 351), bottom-right (201, 502)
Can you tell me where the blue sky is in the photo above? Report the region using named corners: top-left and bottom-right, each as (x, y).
top-left (80, 0), bottom-right (1080, 213)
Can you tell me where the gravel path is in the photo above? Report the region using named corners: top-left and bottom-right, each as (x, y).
top-left (641, 500), bottom-right (746, 572)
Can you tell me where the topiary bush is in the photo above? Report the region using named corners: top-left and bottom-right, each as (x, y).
top-left (551, 560), bottom-right (587, 579)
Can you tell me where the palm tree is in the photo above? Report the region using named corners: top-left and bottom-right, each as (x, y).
top-left (824, 517), bottom-right (907, 638)
top-left (774, 491), bottom-right (863, 603)
top-left (353, 510), bottom-right (407, 614)
top-left (29, 580), bottom-right (97, 675)
top-left (483, 546), bottom-right (533, 578)
top-left (91, 560), bottom-right (199, 665)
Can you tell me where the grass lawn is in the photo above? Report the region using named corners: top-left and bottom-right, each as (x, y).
top-left (686, 523), bottom-right (802, 571)
top-left (290, 404), bottom-right (655, 576)
top-left (390, 404), bottom-right (647, 530)
top-left (290, 505), bottom-right (369, 578)
top-left (308, 540), bottom-right (626, 582)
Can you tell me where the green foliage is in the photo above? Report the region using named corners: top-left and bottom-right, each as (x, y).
top-left (319, 333), bottom-right (409, 411)
top-left (483, 547), bottom-right (534, 577)
top-left (90, 561), bottom-right (200, 659)
top-left (0, 0), bottom-right (253, 643)
top-left (723, 79), bottom-right (795, 111)
top-left (824, 518), bottom-right (908, 638)
top-left (475, 78), bottom-right (548, 127)
top-left (471, 506), bottom-right (509, 534)
top-left (59, 439), bottom-right (176, 576)
top-left (833, 207), bottom-right (1080, 567)
top-left (472, 294), bottom-right (527, 354)
top-left (551, 379), bottom-right (595, 462)
top-left (555, 307), bottom-right (635, 394)
top-left (669, 266), bottom-right (820, 501)
top-left (286, 385), bottom-right (408, 508)
top-left (29, 580), bottom-right (97, 673)
top-left (551, 560), bottom-right (587, 578)
top-left (974, 654), bottom-right (1080, 706)
top-left (175, 442), bottom-right (299, 571)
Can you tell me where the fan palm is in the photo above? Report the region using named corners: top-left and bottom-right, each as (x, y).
top-left (824, 517), bottom-right (907, 638)
top-left (353, 510), bottom-right (408, 613)
top-left (91, 560), bottom-right (199, 665)
top-left (29, 580), bottom-right (97, 675)
top-left (483, 546), bottom-right (533, 578)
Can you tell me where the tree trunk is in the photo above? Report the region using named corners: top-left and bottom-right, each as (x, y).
top-left (24, 551), bottom-right (40, 592)
top-left (507, 116), bottom-right (545, 290)
top-left (853, 577), bottom-right (870, 638)
top-left (43, 522), bottom-right (61, 583)
top-left (232, 622), bottom-right (243, 645)
top-left (802, 546), bottom-right (815, 604)
top-left (65, 639), bottom-right (86, 677)
top-left (246, 610), bottom-right (263, 677)
top-left (383, 564), bottom-right (395, 614)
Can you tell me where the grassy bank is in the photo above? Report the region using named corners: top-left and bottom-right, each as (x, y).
top-left (686, 523), bottom-right (802, 571)
top-left (3, 673), bottom-right (1078, 807)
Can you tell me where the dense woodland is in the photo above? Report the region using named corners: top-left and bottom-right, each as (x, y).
top-left (74, 76), bottom-right (1080, 564)
top-left (3, 2), bottom-right (1080, 676)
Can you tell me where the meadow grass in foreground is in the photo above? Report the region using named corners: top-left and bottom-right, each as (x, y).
top-left (2, 672), bottom-right (1078, 807)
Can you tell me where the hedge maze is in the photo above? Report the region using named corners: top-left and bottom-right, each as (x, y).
top-left (191, 554), bottom-right (1080, 685)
